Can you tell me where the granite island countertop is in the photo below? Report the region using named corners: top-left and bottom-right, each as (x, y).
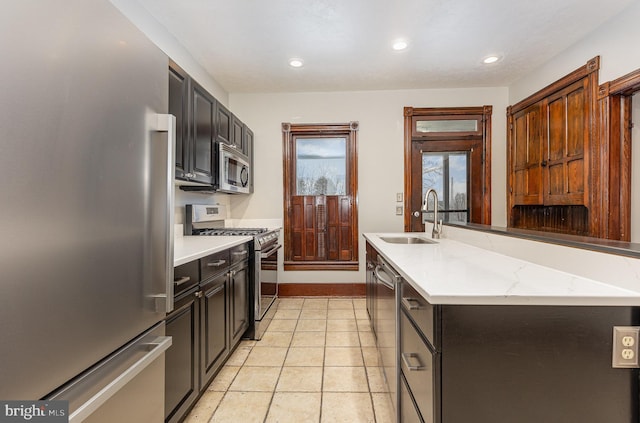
top-left (364, 232), bottom-right (640, 306)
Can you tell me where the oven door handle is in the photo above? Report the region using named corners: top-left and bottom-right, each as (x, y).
top-left (261, 243), bottom-right (282, 258)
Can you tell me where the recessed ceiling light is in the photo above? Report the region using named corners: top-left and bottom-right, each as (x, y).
top-left (289, 58), bottom-right (304, 68)
top-left (482, 55), bottom-right (501, 64)
top-left (392, 40), bottom-right (408, 51)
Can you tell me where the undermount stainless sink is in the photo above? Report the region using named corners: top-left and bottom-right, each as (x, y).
top-left (380, 236), bottom-right (437, 245)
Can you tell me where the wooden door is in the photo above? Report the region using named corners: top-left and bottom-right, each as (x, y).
top-left (404, 107), bottom-right (492, 232)
top-left (544, 79), bottom-right (589, 205)
top-left (511, 104), bottom-right (544, 205)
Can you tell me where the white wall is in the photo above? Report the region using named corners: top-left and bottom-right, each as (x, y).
top-left (109, 0), bottom-right (228, 105)
top-left (509, 1), bottom-right (640, 104)
top-left (230, 88), bottom-right (509, 283)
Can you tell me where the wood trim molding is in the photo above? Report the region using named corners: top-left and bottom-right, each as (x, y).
top-left (282, 122), bottom-right (359, 268)
top-left (608, 67), bottom-right (640, 95)
top-left (284, 262), bottom-right (359, 271)
top-left (511, 56), bottom-right (600, 114)
top-left (596, 66), bottom-right (640, 240)
top-left (278, 283), bottom-right (365, 297)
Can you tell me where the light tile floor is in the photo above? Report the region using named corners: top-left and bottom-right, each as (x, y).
top-left (183, 297), bottom-right (394, 423)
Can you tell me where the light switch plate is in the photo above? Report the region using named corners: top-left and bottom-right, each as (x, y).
top-left (612, 326), bottom-right (640, 368)
top-left (396, 193), bottom-right (403, 202)
top-left (395, 206), bottom-right (403, 215)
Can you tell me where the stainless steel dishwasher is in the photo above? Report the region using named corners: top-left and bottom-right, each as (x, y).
top-left (374, 255), bottom-right (401, 417)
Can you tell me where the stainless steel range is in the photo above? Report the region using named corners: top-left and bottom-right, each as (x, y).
top-left (185, 204), bottom-right (281, 339)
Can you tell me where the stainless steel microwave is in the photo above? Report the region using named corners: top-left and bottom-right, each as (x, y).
top-left (218, 142), bottom-right (250, 194)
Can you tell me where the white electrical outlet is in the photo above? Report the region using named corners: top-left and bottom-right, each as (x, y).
top-left (612, 326), bottom-right (640, 368)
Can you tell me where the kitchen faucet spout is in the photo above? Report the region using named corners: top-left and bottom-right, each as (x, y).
top-left (422, 188), bottom-right (443, 239)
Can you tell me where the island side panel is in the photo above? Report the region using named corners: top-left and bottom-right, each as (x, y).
top-left (440, 305), bottom-right (639, 423)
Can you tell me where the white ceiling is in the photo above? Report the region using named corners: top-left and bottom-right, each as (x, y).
top-left (134, 0), bottom-right (635, 93)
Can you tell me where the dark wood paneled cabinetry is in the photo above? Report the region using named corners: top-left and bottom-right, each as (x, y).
top-left (169, 63), bottom-right (190, 181)
top-left (512, 103), bottom-right (544, 205)
top-left (169, 61), bottom-right (214, 186)
top-left (190, 81), bottom-right (216, 185)
top-left (165, 242), bottom-right (251, 423)
top-left (508, 58), bottom-right (597, 235)
top-left (170, 61), bottom-right (254, 192)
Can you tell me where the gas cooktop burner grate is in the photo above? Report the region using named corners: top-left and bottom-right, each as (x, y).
top-left (195, 228), bottom-right (269, 236)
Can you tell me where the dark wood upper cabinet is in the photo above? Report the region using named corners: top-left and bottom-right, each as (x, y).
top-left (512, 104), bottom-right (544, 205)
top-left (190, 81), bottom-right (215, 185)
top-left (244, 125), bottom-right (254, 193)
top-left (215, 103), bottom-right (232, 146)
top-left (170, 61), bottom-right (255, 193)
top-left (231, 115), bottom-right (245, 152)
top-left (169, 63), bottom-right (190, 180)
top-left (544, 78), bottom-right (588, 206)
top-left (507, 57), bottom-right (598, 236)
top-left (169, 61), bottom-right (215, 186)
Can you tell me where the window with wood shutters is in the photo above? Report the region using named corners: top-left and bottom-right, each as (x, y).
top-left (282, 122), bottom-right (359, 271)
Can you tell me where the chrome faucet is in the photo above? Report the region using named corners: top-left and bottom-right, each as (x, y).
top-left (422, 188), bottom-right (443, 239)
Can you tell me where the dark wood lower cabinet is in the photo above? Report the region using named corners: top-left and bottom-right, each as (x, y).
top-left (230, 261), bottom-right (249, 346)
top-left (164, 289), bottom-right (200, 423)
top-left (165, 243), bottom-right (251, 423)
top-left (439, 305), bottom-right (638, 423)
top-left (200, 274), bottom-right (229, 387)
top-left (399, 300), bottom-right (640, 423)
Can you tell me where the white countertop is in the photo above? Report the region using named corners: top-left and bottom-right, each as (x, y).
top-left (364, 232), bottom-right (640, 306)
top-left (174, 235), bottom-right (252, 266)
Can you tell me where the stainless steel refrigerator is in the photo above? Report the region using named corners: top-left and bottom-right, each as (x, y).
top-left (0, 1), bottom-right (174, 421)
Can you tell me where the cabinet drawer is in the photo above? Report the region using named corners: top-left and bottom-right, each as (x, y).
top-left (229, 242), bottom-right (250, 265)
top-left (402, 282), bottom-right (436, 348)
top-left (401, 310), bottom-right (435, 423)
top-left (400, 373), bottom-right (423, 423)
top-left (174, 260), bottom-right (199, 296)
top-left (200, 250), bottom-right (230, 281)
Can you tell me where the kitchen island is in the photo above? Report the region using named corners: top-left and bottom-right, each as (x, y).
top-left (364, 232), bottom-right (640, 423)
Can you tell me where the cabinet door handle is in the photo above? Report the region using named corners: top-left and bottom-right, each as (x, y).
top-left (401, 352), bottom-right (425, 371)
top-left (195, 291), bottom-right (203, 298)
top-left (541, 160), bottom-right (547, 167)
top-left (402, 297), bottom-right (422, 310)
top-left (232, 250), bottom-right (248, 257)
top-left (207, 259), bottom-right (227, 267)
top-left (174, 276), bottom-right (191, 286)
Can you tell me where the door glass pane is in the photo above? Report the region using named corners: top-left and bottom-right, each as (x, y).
top-left (296, 137), bottom-right (346, 195)
top-left (422, 152), bottom-right (469, 223)
top-left (416, 119), bottom-right (478, 133)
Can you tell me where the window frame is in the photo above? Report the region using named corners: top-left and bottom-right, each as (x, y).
top-left (282, 122), bottom-right (359, 271)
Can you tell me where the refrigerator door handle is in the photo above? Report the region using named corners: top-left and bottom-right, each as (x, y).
top-left (153, 113), bottom-right (176, 313)
top-left (68, 335), bottom-right (172, 423)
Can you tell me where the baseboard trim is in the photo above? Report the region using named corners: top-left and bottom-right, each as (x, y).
top-left (278, 283), bottom-right (365, 297)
